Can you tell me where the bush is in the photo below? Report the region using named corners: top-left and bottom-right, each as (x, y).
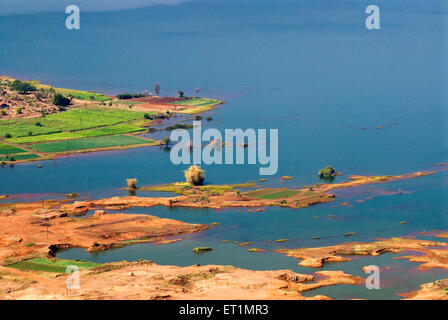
top-left (35, 122), bottom-right (42, 127)
top-left (184, 165), bottom-right (205, 186)
top-left (4, 133), bottom-right (11, 138)
top-left (127, 178), bottom-right (138, 190)
top-left (117, 93), bottom-right (145, 100)
top-left (161, 137), bottom-right (170, 145)
top-left (53, 93), bottom-right (71, 107)
top-left (117, 93), bottom-right (132, 100)
top-left (10, 80), bottom-right (36, 94)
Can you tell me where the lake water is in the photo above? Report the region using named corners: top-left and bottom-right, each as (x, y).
top-left (1, 0), bottom-right (447, 299)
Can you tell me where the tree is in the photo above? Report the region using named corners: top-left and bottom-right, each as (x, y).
top-left (184, 165), bottom-right (205, 186)
top-left (126, 178), bottom-right (137, 190)
top-left (318, 166), bottom-right (336, 179)
top-left (10, 80), bottom-right (36, 94)
top-left (177, 90), bottom-right (184, 98)
top-left (53, 93), bottom-right (71, 107)
top-left (154, 83), bottom-right (160, 96)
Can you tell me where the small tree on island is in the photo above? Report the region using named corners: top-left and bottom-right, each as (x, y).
top-left (127, 178), bottom-right (138, 190)
top-left (154, 83), bottom-right (160, 96)
top-left (184, 165), bottom-right (205, 186)
top-left (177, 90), bottom-right (184, 98)
top-left (318, 166), bottom-right (336, 180)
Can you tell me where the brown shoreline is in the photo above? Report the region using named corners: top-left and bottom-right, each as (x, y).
top-left (0, 200), bottom-right (208, 265)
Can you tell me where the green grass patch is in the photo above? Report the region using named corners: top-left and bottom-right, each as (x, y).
top-left (39, 107), bottom-right (150, 132)
top-left (257, 190), bottom-right (300, 199)
top-left (0, 143), bottom-right (27, 154)
top-left (140, 182), bottom-right (256, 195)
top-left (171, 98), bottom-right (221, 107)
top-left (7, 258), bottom-right (102, 273)
top-left (0, 107), bottom-right (151, 139)
top-left (0, 120), bottom-right (61, 138)
top-left (30, 135), bottom-right (152, 153)
top-left (0, 153), bottom-right (40, 161)
top-left (244, 188), bottom-right (299, 199)
top-left (7, 124), bottom-right (145, 144)
top-left (27, 80), bottom-right (111, 102)
top-left (171, 98), bottom-right (222, 114)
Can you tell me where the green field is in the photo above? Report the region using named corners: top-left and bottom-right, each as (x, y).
top-left (244, 188), bottom-right (300, 199)
top-left (7, 124), bottom-right (145, 144)
top-left (0, 107), bottom-right (152, 140)
top-left (39, 107), bottom-right (149, 132)
top-left (257, 190), bottom-right (300, 199)
top-left (0, 143), bottom-right (27, 154)
top-left (171, 98), bottom-right (222, 114)
top-left (27, 80), bottom-right (111, 102)
top-left (171, 98), bottom-right (221, 107)
top-left (0, 153), bottom-right (40, 161)
top-left (0, 120), bottom-right (62, 138)
top-left (8, 258), bottom-right (102, 273)
top-left (30, 135), bottom-right (153, 153)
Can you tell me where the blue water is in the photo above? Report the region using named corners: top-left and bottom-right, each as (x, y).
top-left (1, 0), bottom-right (447, 299)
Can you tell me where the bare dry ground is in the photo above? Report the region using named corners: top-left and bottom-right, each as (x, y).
top-left (0, 263), bottom-right (363, 300)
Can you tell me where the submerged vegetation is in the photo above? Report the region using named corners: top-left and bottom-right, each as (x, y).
top-left (193, 247), bottom-right (213, 253)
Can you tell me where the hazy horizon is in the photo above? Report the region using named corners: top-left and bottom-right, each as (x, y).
top-left (0, 0), bottom-right (196, 16)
